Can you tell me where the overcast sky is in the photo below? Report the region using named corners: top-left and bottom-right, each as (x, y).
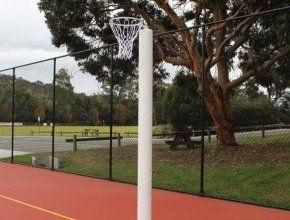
top-left (0, 0), bottom-right (100, 94)
top-left (0, 1), bottom-right (202, 94)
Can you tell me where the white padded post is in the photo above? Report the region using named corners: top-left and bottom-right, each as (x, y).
top-left (138, 28), bottom-right (153, 220)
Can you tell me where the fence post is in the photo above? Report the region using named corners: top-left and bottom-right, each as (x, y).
top-left (11, 68), bottom-right (15, 163)
top-left (73, 135), bottom-right (77, 152)
top-left (51, 58), bottom-right (56, 170)
top-left (262, 125), bottom-right (265, 138)
top-left (208, 128), bottom-right (211, 142)
top-left (200, 24), bottom-right (205, 196)
top-left (118, 133), bottom-right (121, 147)
top-left (109, 47), bottom-right (114, 180)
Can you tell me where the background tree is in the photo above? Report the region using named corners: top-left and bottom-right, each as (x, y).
top-left (63, 104), bottom-right (73, 123)
top-left (34, 104), bottom-right (46, 122)
top-left (163, 71), bottom-right (210, 131)
top-left (91, 106), bottom-right (100, 125)
top-left (101, 75), bottom-right (139, 125)
top-left (115, 103), bottom-right (127, 125)
top-left (38, 0), bottom-right (290, 147)
top-left (246, 57), bottom-right (290, 100)
top-left (153, 81), bottom-right (167, 125)
top-left (55, 68), bottom-right (74, 123)
top-left (0, 101), bottom-right (12, 122)
top-left (44, 100), bottom-right (53, 123)
top-left (101, 76), bottom-right (138, 102)
top-left (0, 76), bottom-right (12, 122)
top-left (231, 92), bottom-right (280, 127)
top-left (72, 93), bottom-right (91, 125)
top-left (94, 94), bottom-right (111, 125)
top-left (14, 85), bottom-right (38, 123)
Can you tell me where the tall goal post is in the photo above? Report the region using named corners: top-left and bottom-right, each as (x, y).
top-left (137, 28), bottom-right (153, 220)
top-left (109, 18), bottom-right (153, 220)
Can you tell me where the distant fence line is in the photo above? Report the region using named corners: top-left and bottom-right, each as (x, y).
top-left (1, 123), bottom-right (289, 138)
top-left (123, 123), bottom-right (290, 139)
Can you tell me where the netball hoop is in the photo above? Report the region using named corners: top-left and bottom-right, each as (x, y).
top-left (110, 17), bottom-right (153, 220)
top-left (109, 17), bottom-right (143, 59)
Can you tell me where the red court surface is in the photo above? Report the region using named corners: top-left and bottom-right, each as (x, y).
top-left (0, 162), bottom-right (289, 220)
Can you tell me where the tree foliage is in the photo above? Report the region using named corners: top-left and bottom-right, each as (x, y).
top-left (232, 93), bottom-right (280, 127)
top-left (0, 71), bottom-right (289, 127)
top-left (115, 103), bottom-right (127, 125)
top-left (91, 106), bottom-right (100, 125)
top-left (34, 104), bottom-right (46, 121)
top-left (163, 71), bottom-right (201, 131)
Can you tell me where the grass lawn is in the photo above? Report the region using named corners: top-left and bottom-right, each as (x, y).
top-left (4, 142), bottom-right (290, 209)
top-left (0, 124), bottom-right (173, 137)
top-left (0, 125), bottom-right (139, 137)
top-left (204, 132), bottom-right (290, 148)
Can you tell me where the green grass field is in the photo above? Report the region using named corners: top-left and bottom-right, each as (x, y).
top-left (0, 125), bottom-right (139, 137)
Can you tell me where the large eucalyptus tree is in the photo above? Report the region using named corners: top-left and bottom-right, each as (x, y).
top-left (39, 0), bottom-right (290, 146)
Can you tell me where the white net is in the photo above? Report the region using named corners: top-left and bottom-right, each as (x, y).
top-left (109, 17), bottom-right (142, 60)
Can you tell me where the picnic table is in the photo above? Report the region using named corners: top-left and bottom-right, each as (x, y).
top-left (165, 132), bottom-right (201, 149)
top-left (82, 129), bottom-right (99, 137)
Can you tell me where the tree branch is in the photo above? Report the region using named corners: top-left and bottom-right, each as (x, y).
top-left (204, 5), bottom-right (245, 69)
top-left (154, 0), bottom-right (198, 69)
top-left (155, 41), bottom-right (191, 67)
top-left (206, 4), bottom-right (245, 42)
top-left (191, 4), bottom-right (201, 48)
top-left (227, 45), bottom-right (290, 89)
top-left (215, 7), bottom-right (261, 59)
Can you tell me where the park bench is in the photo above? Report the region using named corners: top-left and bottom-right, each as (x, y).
top-left (165, 132), bottom-right (201, 149)
top-left (65, 136), bottom-right (123, 142)
top-left (65, 134), bottom-right (123, 152)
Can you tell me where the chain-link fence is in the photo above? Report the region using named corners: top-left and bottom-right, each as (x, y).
top-left (201, 9), bottom-right (290, 209)
top-left (0, 70), bottom-right (12, 162)
top-left (0, 7), bottom-right (289, 210)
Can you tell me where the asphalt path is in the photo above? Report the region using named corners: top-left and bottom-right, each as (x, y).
top-left (0, 136), bottom-right (113, 153)
top-left (0, 129), bottom-right (289, 156)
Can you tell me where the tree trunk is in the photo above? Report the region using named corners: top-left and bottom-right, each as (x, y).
top-left (202, 6), bottom-right (237, 147)
top-left (215, 119), bottom-right (237, 147)
top-left (202, 81), bottom-right (237, 147)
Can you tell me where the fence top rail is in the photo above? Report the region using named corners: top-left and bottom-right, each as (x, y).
top-left (0, 6), bottom-right (289, 73)
top-left (154, 5), bottom-right (290, 36)
top-left (0, 43), bottom-right (118, 73)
